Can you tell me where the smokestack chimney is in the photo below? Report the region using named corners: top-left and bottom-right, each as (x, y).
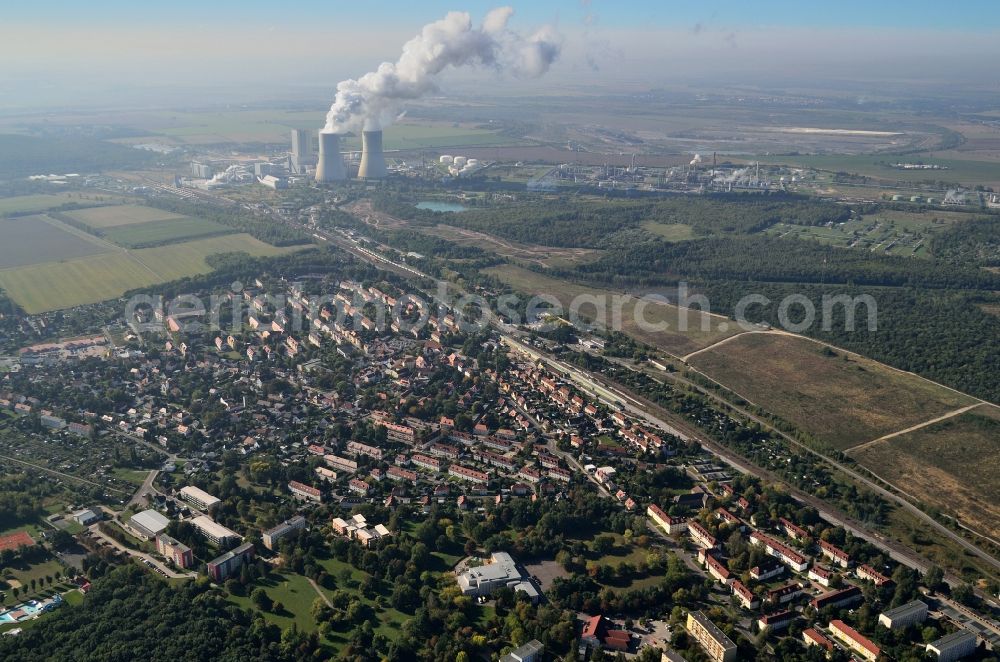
top-left (315, 131), bottom-right (346, 182)
top-left (357, 130), bottom-right (387, 179)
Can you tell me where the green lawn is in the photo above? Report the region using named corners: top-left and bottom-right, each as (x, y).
top-left (228, 572), bottom-right (321, 633)
top-left (642, 221), bottom-right (696, 242)
top-left (112, 468), bottom-right (151, 486)
top-left (1, 559), bottom-right (70, 608)
top-left (229, 560), bottom-right (413, 649)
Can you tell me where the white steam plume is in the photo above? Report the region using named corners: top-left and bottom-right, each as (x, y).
top-left (323, 7), bottom-right (561, 133)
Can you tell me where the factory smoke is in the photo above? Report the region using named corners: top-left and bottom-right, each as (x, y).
top-left (323, 7), bottom-right (560, 133)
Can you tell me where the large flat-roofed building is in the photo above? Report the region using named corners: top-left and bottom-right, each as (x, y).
top-left (262, 516), bottom-right (307, 550)
top-left (878, 600), bottom-right (928, 630)
top-left (499, 639), bottom-right (543, 662)
top-left (180, 485), bottom-right (221, 510)
top-left (456, 552), bottom-right (539, 602)
top-left (926, 630), bottom-right (977, 662)
top-left (686, 611), bottom-right (737, 662)
top-left (190, 515), bottom-right (240, 546)
top-left (156, 533), bottom-right (193, 569)
top-left (126, 509), bottom-right (170, 541)
top-left (207, 542), bottom-right (255, 582)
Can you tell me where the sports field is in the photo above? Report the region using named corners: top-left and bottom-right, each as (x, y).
top-left (0, 215), bottom-right (109, 268)
top-left (0, 530), bottom-right (35, 553)
top-left (103, 217), bottom-right (232, 247)
top-left (850, 405), bottom-right (1000, 538)
top-left (484, 264), bottom-right (739, 356)
top-left (687, 332), bottom-right (977, 450)
top-left (63, 204), bottom-right (186, 228)
top-left (0, 234), bottom-right (300, 313)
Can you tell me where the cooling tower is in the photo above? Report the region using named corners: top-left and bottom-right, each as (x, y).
top-left (357, 130), bottom-right (388, 179)
top-left (315, 131), bottom-right (346, 182)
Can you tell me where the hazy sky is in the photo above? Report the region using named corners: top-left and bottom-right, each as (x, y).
top-left (2, 1), bottom-right (999, 110)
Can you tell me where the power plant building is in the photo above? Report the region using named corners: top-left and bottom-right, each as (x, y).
top-left (357, 130), bottom-right (387, 179)
top-left (290, 129), bottom-right (314, 174)
top-left (315, 131), bottom-right (347, 182)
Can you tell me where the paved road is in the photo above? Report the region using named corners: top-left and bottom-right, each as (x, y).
top-left (124, 469), bottom-right (160, 510)
top-left (87, 524), bottom-right (195, 580)
top-left (296, 206), bottom-right (1000, 616)
top-left (513, 342), bottom-right (1000, 608)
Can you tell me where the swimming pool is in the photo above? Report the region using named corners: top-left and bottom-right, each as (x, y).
top-left (0, 594), bottom-right (62, 623)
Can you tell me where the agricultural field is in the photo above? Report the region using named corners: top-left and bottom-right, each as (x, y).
top-left (129, 107), bottom-right (520, 148)
top-left (763, 208), bottom-right (972, 258)
top-left (687, 332), bottom-right (977, 450)
top-left (102, 217), bottom-right (232, 248)
top-left (0, 215), bottom-right (109, 269)
top-left (0, 193), bottom-right (134, 216)
top-left (850, 404), bottom-right (1000, 539)
top-left (483, 264), bottom-right (738, 356)
top-left (0, 233), bottom-right (299, 313)
top-left (62, 204), bottom-right (186, 229)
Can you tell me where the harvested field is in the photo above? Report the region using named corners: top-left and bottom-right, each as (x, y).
top-left (484, 264), bottom-right (738, 356)
top-left (63, 204), bottom-right (186, 228)
top-left (687, 332), bottom-right (977, 450)
top-left (851, 405), bottom-right (1000, 539)
top-left (0, 215), bottom-right (108, 268)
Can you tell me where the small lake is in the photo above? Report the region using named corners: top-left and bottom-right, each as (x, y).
top-left (415, 201), bottom-right (468, 213)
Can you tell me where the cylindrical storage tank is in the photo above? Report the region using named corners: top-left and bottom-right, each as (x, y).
top-left (357, 130), bottom-right (388, 179)
top-left (453, 156), bottom-right (468, 167)
top-left (315, 131), bottom-right (347, 182)
top-left (466, 158), bottom-right (479, 166)
top-left (439, 155), bottom-right (453, 164)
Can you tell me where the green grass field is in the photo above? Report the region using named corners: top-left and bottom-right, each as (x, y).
top-left (63, 204), bottom-right (186, 229)
top-left (103, 217), bottom-right (232, 247)
top-left (851, 404), bottom-right (1000, 538)
top-left (0, 233), bottom-right (300, 313)
top-left (641, 221), bottom-right (696, 242)
top-left (688, 332), bottom-right (977, 450)
top-left (227, 572), bottom-right (321, 633)
top-left (229, 558), bottom-right (412, 652)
